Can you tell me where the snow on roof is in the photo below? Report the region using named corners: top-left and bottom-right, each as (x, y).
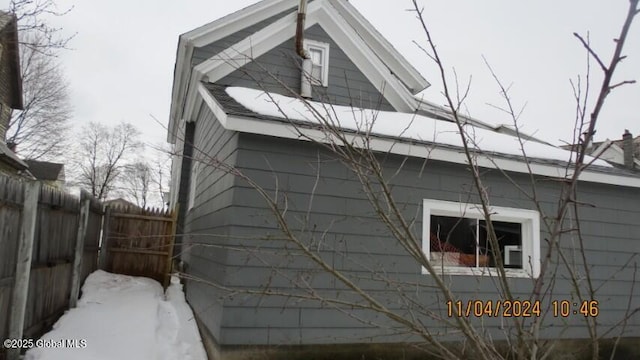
top-left (226, 87), bottom-right (610, 167)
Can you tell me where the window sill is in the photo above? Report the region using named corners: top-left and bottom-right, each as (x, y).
top-left (422, 265), bottom-right (536, 279)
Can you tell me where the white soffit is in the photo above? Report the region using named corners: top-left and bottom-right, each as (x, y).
top-left (327, 0), bottom-right (429, 94)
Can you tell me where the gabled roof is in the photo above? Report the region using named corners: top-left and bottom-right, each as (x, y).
top-left (0, 11), bottom-right (23, 110)
top-left (24, 160), bottom-right (65, 181)
top-left (168, 0), bottom-right (429, 143)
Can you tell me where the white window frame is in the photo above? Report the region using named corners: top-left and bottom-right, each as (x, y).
top-left (304, 39), bottom-right (330, 87)
top-left (187, 160), bottom-right (200, 211)
top-left (422, 199), bottom-right (540, 278)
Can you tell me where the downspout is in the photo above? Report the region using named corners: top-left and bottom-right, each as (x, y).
top-left (296, 0), bottom-right (313, 98)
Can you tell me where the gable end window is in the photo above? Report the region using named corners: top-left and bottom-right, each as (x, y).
top-left (304, 40), bottom-right (330, 87)
top-left (422, 199), bottom-right (540, 278)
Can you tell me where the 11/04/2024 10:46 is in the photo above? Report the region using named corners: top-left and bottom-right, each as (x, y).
top-left (447, 300), bottom-right (599, 318)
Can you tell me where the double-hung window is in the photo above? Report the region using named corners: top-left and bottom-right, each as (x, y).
top-left (304, 40), bottom-right (330, 87)
top-left (422, 199), bottom-right (540, 278)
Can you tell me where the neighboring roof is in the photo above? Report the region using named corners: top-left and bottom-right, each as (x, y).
top-left (105, 198), bottom-right (138, 209)
top-left (0, 141), bottom-right (27, 170)
top-left (589, 138), bottom-right (640, 168)
top-left (168, 0), bottom-right (429, 143)
top-left (198, 83), bottom-right (640, 188)
top-left (605, 134), bottom-right (640, 158)
top-left (24, 160), bottom-right (65, 181)
top-left (0, 11), bottom-right (24, 110)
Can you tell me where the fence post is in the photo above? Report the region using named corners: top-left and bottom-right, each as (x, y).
top-left (98, 206), bottom-right (111, 270)
top-left (69, 198), bottom-right (91, 308)
top-left (164, 205), bottom-right (179, 288)
top-left (7, 181), bottom-right (40, 360)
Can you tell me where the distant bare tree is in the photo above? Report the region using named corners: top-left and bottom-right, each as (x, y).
top-left (75, 122), bottom-right (142, 200)
top-left (151, 146), bottom-right (172, 208)
top-left (120, 161), bottom-right (152, 208)
top-left (6, 33), bottom-right (71, 160)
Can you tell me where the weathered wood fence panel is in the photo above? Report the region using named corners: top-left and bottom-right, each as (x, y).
top-left (0, 173), bottom-right (177, 360)
top-left (102, 206), bottom-right (177, 287)
top-left (0, 176), bottom-right (102, 360)
top-left (0, 176), bottom-right (24, 359)
top-left (80, 193), bottom-right (103, 291)
top-left (23, 185), bottom-right (80, 338)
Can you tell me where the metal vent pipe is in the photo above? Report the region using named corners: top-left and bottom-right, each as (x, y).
top-left (296, 0), bottom-right (312, 98)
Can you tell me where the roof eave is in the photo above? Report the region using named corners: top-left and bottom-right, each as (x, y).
top-left (199, 84), bottom-right (640, 189)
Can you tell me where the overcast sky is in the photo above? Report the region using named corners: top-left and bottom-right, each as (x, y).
top-left (5, 0), bottom-right (639, 149)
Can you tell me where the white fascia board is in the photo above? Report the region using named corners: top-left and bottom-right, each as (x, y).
top-left (198, 84), bottom-right (230, 127)
top-left (179, 10), bottom-right (300, 126)
top-left (168, 38), bottom-right (192, 143)
top-left (197, 86), bottom-right (640, 189)
top-left (327, 0), bottom-right (430, 94)
top-left (168, 0), bottom-right (299, 143)
top-left (199, 9), bottom-right (300, 85)
top-left (311, 5), bottom-right (418, 112)
top-left (189, 0), bottom-right (298, 48)
top-left (186, 1), bottom-right (419, 124)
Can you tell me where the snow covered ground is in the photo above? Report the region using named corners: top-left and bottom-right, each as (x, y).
top-left (24, 270), bottom-right (207, 360)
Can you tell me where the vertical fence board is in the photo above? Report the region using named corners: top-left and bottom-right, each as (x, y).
top-left (7, 181), bottom-right (40, 360)
top-left (0, 177), bottom-right (23, 352)
top-left (70, 199), bottom-right (90, 308)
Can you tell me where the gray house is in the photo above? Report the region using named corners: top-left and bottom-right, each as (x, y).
top-left (168, 0), bottom-right (640, 358)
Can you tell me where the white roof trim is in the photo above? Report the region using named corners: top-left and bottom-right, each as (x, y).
top-left (169, 0), bottom-right (428, 143)
top-left (169, 0), bottom-right (300, 143)
top-left (327, 0), bottom-right (429, 94)
top-left (186, 0), bottom-right (299, 48)
top-left (181, 1), bottom-right (419, 132)
top-left (197, 83), bottom-right (640, 189)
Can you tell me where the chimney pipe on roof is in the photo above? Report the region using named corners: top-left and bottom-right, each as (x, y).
top-left (622, 129), bottom-right (634, 169)
top-left (295, 0), bottom-right (309, 59)
top-left (296, 0), bottom-right (312, 98)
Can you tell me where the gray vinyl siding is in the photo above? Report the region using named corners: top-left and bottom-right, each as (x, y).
top-left (213, 24), bottom-right (394, 111)
top-left (192, 9), bottom-right (292, 67)
top-left (194, 132), bottom-right (640, 346)
top-left (181, 103), bottom-right (239, 341)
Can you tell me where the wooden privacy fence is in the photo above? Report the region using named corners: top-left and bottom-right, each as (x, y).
top-left (0, 173), bottom-right (177, 360)
top-left (99, 205), bottom-right (177, 287)
top-left (0, 177), bottom-right (102, 360)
